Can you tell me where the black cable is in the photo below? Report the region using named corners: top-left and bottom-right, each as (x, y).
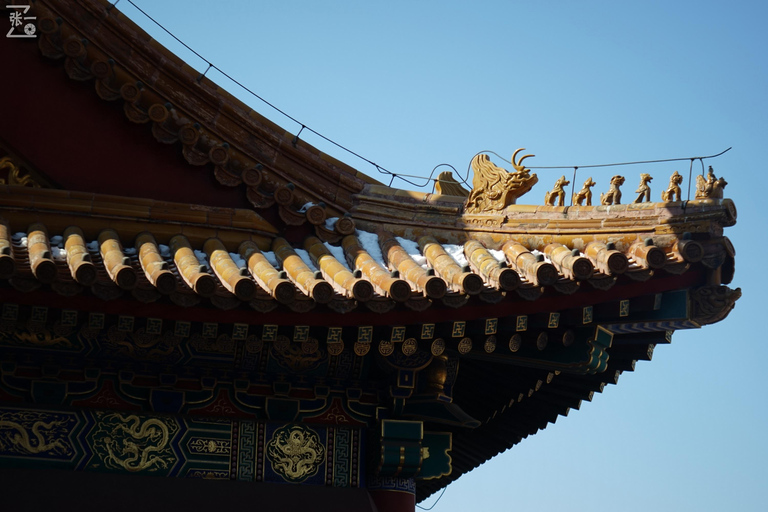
top-left (687, 159), bottom-right (695, 201)
top-left (416, 486), bottom-right (447, 510)
top-left (529, 147), bottom-right (731, 169)
top-left (121, 0), bottom-right (402, 183)
top-left (118, 2), bottom-right (732, 193)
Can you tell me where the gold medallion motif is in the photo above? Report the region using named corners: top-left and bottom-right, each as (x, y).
top-left (402, 338), bottom-right (418, 356)
top-left (378, 340), bottom-right (394, 356)
top-left (484, 336), bottom-right (497, 353)
top-left (431, 338), bottom-right (445, 356)
top-left (457, 337), bottom-right (472, 354)
top-left (273, 335), bottom-right (290, 352)
top-left (244, 335), bottom-right (263, 354)
top-left (327, 340), bottom-right (344, 356)
top-left (91, 413), bottom-right (178, 473)
top-left (353, 342), bottom-right (370, 357)
top-left (302, 337), bottom-right (319, 354)
top-left (266, 424), bottom-right (325, 483)
top-left (509, 334), bottom-right (522, 352)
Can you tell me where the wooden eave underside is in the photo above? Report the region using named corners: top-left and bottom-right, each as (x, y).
top-left (0, 1), bottom-right (741, 502)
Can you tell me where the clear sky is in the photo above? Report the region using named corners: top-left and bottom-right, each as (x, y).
top-left (120, 1), bottom-right (767, 510)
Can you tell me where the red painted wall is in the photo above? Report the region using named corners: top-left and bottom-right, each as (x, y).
top-left (0, 35), bottom-right (250, 210)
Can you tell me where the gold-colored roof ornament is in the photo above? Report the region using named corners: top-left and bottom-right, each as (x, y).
top-left (572, 177), bottom-right (596, 206)
top-left (434, 171), bottom-right (469, 197)
top-left (544, 175), bottom-right (570, 206)
top-left (633, 173), bottom-right (653, 203)
top-left (464, 149), bottom-right (538, 214)
top-left (0, 157), bottom-right (41, 188)
top-left (661, 171), bottom-right (683, 202)
top-left (600, 175), bottom-right (625, 205)
top-left (695, 166), bottom-right (727, 199)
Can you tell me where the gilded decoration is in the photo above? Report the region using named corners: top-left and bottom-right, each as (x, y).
top-left (434, 171), bottom-right (469, 197)
top-left (354, 342), bottom-right (370, 356)
top-left (0, 409), bottom-right (73, 456)
top-left (186, 470), bottom-right (229, 479)
top-left (509, 334), bottom-right (523, 352)
top-left (327, 340), bottom-right (344, 356)
top-left (266, 424), bottom-right (325, 483)
top-left (464, 149), bottom-right (538, 214)
top-left (190, 333), bottom-right (236, 355)
top-left (431, 338), bottom-right (445, 356)
top-left (695, 166), bottom-right (728, 199)
top-left (379, 340), bottom-right (394, 356)
top-left (0, 157), bottom-right (42, 187)
top-left (544, 176), bottom-right (570, 206)
top-left (383, 347), bottom-right (433, 371)
top-left (572, 177), bottom-right (596, 206)
top-left (402, 338), bottom-right (418, 356)
top-left (457, 338), bottom-right (472, 354)
top-left (661, 171), bottom-right (683, 201)
top-left (633, 173), bottom-right (653, 203)
top-left (600, 175), bottom-right (625, 205)
top-left (99, 325), bottom-right (183, 362)
top-left (0, 319), bottom-right (79, 350)
top-left (90, 413), bottom-right (178, 473)
top-left (270, 341), bottom-right (325, 373)
top-left (187, 438), bottom-right (231, 456)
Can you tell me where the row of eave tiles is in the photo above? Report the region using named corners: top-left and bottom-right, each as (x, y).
top-left (0, 221), bottom-right (705, 313)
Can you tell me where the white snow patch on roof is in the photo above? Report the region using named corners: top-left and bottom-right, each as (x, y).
top-left (158, 244), bottom-right (171, 258)
top-left (124, 247), bottom-right (137, 256)
top-left (229, 252), bottom-right (247, 269)
top-left (489, 249), bottom-right (507, 263)
top-left (86, 240), bottom-right (99, 252)
top-left (325, 217), bottom-right (338, 230)
top-left (262, 251), bottom-right (280, 268)
top-left (50, 235), bottom-right (63, 246)
top-left (51, 246), bottom-right (67, 260)
top-left (298, 202), bottom-right (315, 213)
top-left (12, 233), bottom-right (27, 247)
top-left (530, 248), bottom-right (552, 263)
top-left (443, 244), bottom-right (468, 267)
top-left (324, 242), bottom-right (351, 271)
top-left (193, 249), bottom-right (209, 268)
top-left (357, 231), bottom-right (386, 268)
top-left (395, 236), bottom-right (428, 269)
top-left (293, 248), bottom-right (318, 271)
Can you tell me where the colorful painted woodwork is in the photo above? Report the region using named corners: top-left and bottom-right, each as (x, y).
top-left (0, 0), bottom-right (741, 509)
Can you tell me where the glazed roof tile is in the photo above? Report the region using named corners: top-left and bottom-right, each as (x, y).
top-left (0, 185), bottom-right (733, 317)
top-left (0, 0), bottom-right (741, 503)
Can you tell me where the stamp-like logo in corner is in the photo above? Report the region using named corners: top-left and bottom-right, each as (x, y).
top-left (6, 5), bottom-right (36, 38)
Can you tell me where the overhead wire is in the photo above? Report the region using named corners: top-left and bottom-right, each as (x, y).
top-left (119, 1), bottom-right (730, 196)
top-left (121, 0), bottom-right (402, 184)
top-left (528, 147), bottom-right (732, 169)
top-left (416, 486), bottom-right (447, 510)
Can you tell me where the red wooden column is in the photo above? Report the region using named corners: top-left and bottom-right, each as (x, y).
top-left (369, 487), bottom-right (416, 512)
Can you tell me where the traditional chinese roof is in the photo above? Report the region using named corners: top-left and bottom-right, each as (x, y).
top-left (0, 185), bottom-right (736, 317)
top-left (0, 0), bottom-right (740, 505)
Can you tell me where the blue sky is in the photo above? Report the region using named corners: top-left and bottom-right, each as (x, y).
top-left (120, 1), bottom-right (767, 510)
